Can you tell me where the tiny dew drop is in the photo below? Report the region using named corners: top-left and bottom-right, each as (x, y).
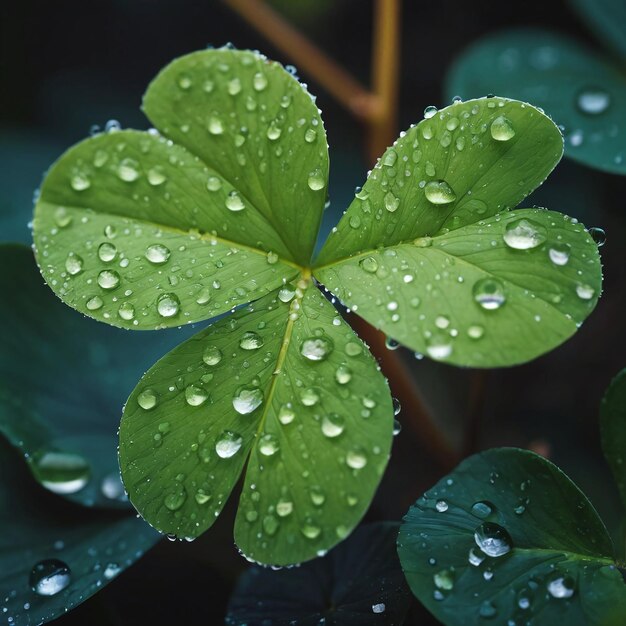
top-left (239, 331), bottom-right (264, 350)
top-left (503, 218), bottom-right (547, 250)
top-left (424, 180), bottom-right (456, 205)
top-left (548, 242), bottom-right (571, 266)
top-left (474, 522), bottom-right (513, 557)
top-left (473, 277), bottom-right (506, 310)
top-left (30, 560), bottom-right (72, 596)
top-left (145, 243), bottom-right (171, 264)
top-left (490, 115), bottom-right (515, 141)
top-left (137, 388), bottom-right (158, 410)
top-left (232, 386), bottom-right (264, 414)
top-left (576, 88), bottom-right (610, 115)
top-left (215, 430), bottom-right (243, 458)
top-left (157, 293), bottom-right (180, 318)
top-left (300, 335), bottom-right (334, 361)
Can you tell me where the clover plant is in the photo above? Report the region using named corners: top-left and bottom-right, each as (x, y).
top-left (31, 47), bottom-right (602, 569)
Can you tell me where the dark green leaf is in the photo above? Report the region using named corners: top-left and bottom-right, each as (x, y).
top-left (0, 243), bottom-right (191, 508)
top-left (446, 31), bottom-right (626, 175)
top-left (0, 435), bottom-right (159, 626)
top-left (119, 283), bottom-right (393, 565)
top-left (397, 448), bottom-right (626, 626)
top-left (226, 522), bottom-right (411, 625)
top-left (315, 98), bottom-right (601, 367)
top-left (568, 0), bottom-right (626, 61)
top-left (601, 368), bottom-right (626, 509)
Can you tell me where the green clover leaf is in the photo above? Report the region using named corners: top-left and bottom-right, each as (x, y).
top-left (398, 448), bottom-right (626, 626)
top-left (32, 47), bottom-right (602, 565)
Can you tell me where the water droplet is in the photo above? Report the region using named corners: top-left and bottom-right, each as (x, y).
top-left (413, 236), bottom-right (432, 248)
top-left (547, 242), bottom-right (571, 266)
top-left (468, 547), bottom-right (485, 566)
top-left (382, 149), bottom-right (398, 166)
top-left (346, 447), bottom-right (368, 469)
top-left (503, 218), bottom-right (547, 250)
top-left (65, 253), bottom-right (83, 276)
top-left (372, 603), bottom-right (386, 614)
top-left (278, 404), bottom-right (295, 425)
top-left (301, 518), bottom-right (321, 539)
top-left (300, 387), bottom-right (320, 406)
top-left (276, 499), bottom-right (293, 516)
top-left (232, 386), bottom-right (264, 414)
top-left (203, 346), bottom-right (222, 366)
top-left (467, 324), bottom-right (484, 339)
top-left (164, 486), bottom-right (187, 511)
top-left (426, 334), bottom-right (452, 360)
top-left (307, 169), bottom-right (325, 191)
top-left (196, 287), bottom-right (211, 305)
top-left (138, 388), bottom-right (158, 410)
top-left (147, 166), bottom-right (167, 186)
top-left (490, 115), bottom-right (515, 141)
top-left (424, 105), bottom-right (438, 119)
top-left (157, 293), bottom-right (180, 317)
top-left (267, 122), bottom-right (282, 140)
top-left (576, 283), bottom-right (595, 300)
top-left (145, 243), bottom-right (171, 264)
top-left (263, 514), bottom-right (279, 535)
top-left (30, 560), bottom-right (71, 596)
top-left (576, 88), bottom-right (610, 115)
top-left (117, 158), bottom-right (140, 182)
top-left (97, 242), bottom-right (117, 263)
top-left (208, 116), bottom-right (224, 135)
top-left (473, 278), bottom-right (506, 310)
top-left (474, 522), bottom-right (513, 557)
top-left (54, 207), bottom-right (73, 228)
top-left (70, 173), bottom-right (91, 191)
top-left (300, 335), bottom-right (334, 361)
top-left (215, 431), bottom-right (243, 458)
top-left (227, 77), bottom-right (242, 95)
top-left (32, 451), bottom-right (90, 494)
top-left (425, 180), bottom-right (456, 205)
top-left (239, 331), bottom-right (264, 350)
top-left (478, 601), bottom-right (497, 619)
top-left (258, 434), bottom-right (279, 456)
top-left (185, 384), bottom-right (209, 406)
top-left (225, 190), bottom-right (245, 212)
top-left (547, 575), bottom-right (575, 599)
top-left (266, 251), bottom-right (279, 264)
top-left (86, 295), bottom-right (103, 311)
top-left (118, 302), bottom-right (135, 321)
top-left (97, 269), bottom-right (120, 290)
top-left (335, 365), bottom-right (352, 384)
top-left (384, 191), bottom-right (400, 212)
top-left (345, 342), bottom-right (363, 357)
top-left (435, 500), bottom-right (448, 512)
top-left (206, 176), bottom-right (222, 192)
top-left (195, 489), bottom-right (211, 505)
top-left (321, 413), bottom-right (345, 438)
top-left (471, 501), bottom-right (493, 518)
top-left (588, 227), bottom-right (606, 247)
top-left (433, 568), bottom-right (454, 590)
top-left (253, 72), bottom-right (268, 91)
top-left (305, 128), bottom-right (317, 143)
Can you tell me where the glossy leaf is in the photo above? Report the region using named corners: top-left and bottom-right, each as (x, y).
top-left (315, 98), bottom-right (601, 367)
top-left (0, 435), bottom-right (159, 626)
top-left (445, 31), bottom-right (626, 175)
top-left (397, 448), bottom-right (626, 626)
top-left (143, 47), bottom-right (329, 267)
top-left (601, 368), bottom-right (626, 509)
top-left (0, 244), bottom-right (193, 508)
top-left (568, 0), bottom-right (626, 61)
top-left (226, 523), bottom-right (411, 626)
top-left (119, 283), bottom-right (393, 565)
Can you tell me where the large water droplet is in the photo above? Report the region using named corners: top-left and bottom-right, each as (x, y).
top-left (576, 283), bottom-right (595, 300)
top-left (471, 501), bottom-right (494, 518)
top-left (433, 569), bottom-right (454, 590)
top-left (490, 115), bottom-right (515, 141)
top-left (359, 256), bottom-right (379, 273)
top-left (239, 331), bottom-right (264, 350)
top-left (321, 413), bottom-right (345, 438)
top-left (278, 404), bottom-right (295, 425)
top-left (548, 243), bottom-right (571, 266)
top-left (232, 386), bottom-right (264, 414)
top-left (98, 242), bottom-right (117, 263)
top-left (118, 301), bottom-right (135, 321)
top-left (346, 447), bottom-right (368, 469)
top-left (588, 227), bottom-right (606, 247)
top-left (253, 72), bottom-right (268, 91)
top-left (157, 293), bottom-right (180, 318)
top-left (258, 433), bottom-right (279, 456)
top-left (478, 601), bottom-right (497, 619)
top-left (164, 486), bottom-right (187, 511)
top-left (335, 365), bottom-right (352, 384)
top-left (474, 522), bottom-right (513, 557)
top-left (300, 335), bottom-right (334, 361)
top-left (138, 388), bottom-right (158, 410)
top-left (70, 173), bottom-right (90, 191)
top-left (576, 88), bottom-right (610, 115)
top-left (32, 451), bottom-right (90, 494)
top-left (547, 574), bottom-right (576, 599)
top-left (117, 158), bottom-right (140, 182)
top-left (208, 116), bottom-right (224, 135)
top-left (185, 384), bottom-right (209, 406)
top-left (300, 387), bottom-right (320, 406)
top-left (425, 180), bottom-right (456, 205)
top-left (65, 253), bottom-right (84, 276)
top-left (215, 431), bottom-right (243, 458)
top-left (473, 278), bottom-right (506, 310)
top-left (225, 191), bottom-right (245, 212)
top-left (426, 334), bottom-right (453, 360)
top-left (30, 560), bottom-right (71, 596)
top-left (145, 243), bottom-right (171, 264)
top-left (203, 345), bottom-right (222, 366)
top-left (97, 269), bottom-right (120, 290)
top-left (147, 166), bottom-right (167, 186)
top-left (503, 218), bottom-right (547, 250)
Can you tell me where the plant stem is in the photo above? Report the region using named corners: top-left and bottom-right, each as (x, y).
top-left (222, 0), bottom-right (374, 119)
